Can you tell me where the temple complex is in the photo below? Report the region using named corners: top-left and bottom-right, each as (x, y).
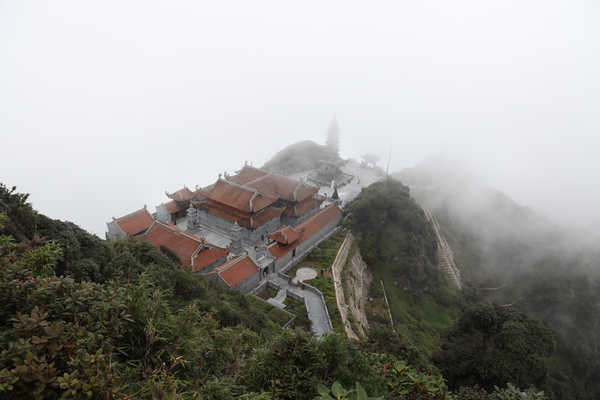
top-left (156, 187), bottom-right (195, 226)
top-left (136, 220), bottom-right (230, 273)
top-left (267, 204), bottom-right (343, 272)
top-left (207, 254), bottom-right (261, 292)
top-left (105, 163), bottom-right (342, 293)
top-left (185, 165), bottom-right (326, 247)
top-left (307, 160), bottom-right (353, 188)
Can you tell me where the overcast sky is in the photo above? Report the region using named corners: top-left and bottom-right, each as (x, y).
top-left (1, 0), bottom-right (598, 236)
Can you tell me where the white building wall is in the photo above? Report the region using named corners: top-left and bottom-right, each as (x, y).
top-left (272, 215), bottom-right (342, 273)
top-left (106, 220), bottom-right (127, 240)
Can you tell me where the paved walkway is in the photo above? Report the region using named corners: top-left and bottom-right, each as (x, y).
top-left (268, 274), bottom-right (333, 338)
top-left (423, 208), bottom-right (462, 289)
top-left (289, 159), bottom-right (384, 207)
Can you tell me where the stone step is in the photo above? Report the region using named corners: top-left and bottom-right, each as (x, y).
top-left (273, 288), bottom-right (287, 303)
top-left (267, 298), bottom-right (286, 309)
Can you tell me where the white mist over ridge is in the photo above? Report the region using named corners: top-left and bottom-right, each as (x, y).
top-left (1, 0), bottom-right (598, 237)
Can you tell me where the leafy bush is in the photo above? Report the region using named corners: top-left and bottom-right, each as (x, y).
top-left (434, 303), bottom-right (555, 391)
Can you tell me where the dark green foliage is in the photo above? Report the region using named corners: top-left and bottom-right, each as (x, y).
top-left (344, 180), bottom-right (439, 291)
top-left (456, 384), bottom-right (547, 400)
top-left (344, 179), bottom-right (462, 373)
top-left (160, 245), bottom-right (182, 265)
top-left (316, 381), bottom-right (383, 399)
top-left (362, 325), bottom-right (427, 368)
top-left (282, 297), bottom-right (311, 331)
top-left (241, 330), bottom-right (452, 400)
top-left (0, 184), bottom-right (459, 399)
top-left (425, 193), bottom-right (600, 399)
top-left (293, 229), bottom-right (347, 332)
top-left (435, 303), bottom-right (555, 391)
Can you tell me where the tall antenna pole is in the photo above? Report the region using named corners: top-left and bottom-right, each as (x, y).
top-left (385, 147), bottom-right (392, 188)
top-left (386, 148), bottom-right (392, 176)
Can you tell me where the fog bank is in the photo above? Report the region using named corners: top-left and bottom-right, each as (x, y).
top-left (1, 1), bottom-right (598, 236)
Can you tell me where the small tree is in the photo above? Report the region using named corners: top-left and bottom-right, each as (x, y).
top-left (360, 154), bottom-right (379, 168)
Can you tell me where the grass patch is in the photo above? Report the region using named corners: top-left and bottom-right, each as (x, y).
top-left (265, 305), bottom-right (294, 326)
top-left (374, 267), bottom-right (461, 359)
top-left (255, 284), bottom-right (279, 300)
top-left (283, 297), bottom-right (311, 331)
top-left (300, 229), bottom-right (347, 333)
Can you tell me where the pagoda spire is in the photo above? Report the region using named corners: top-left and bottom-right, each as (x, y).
top-left (325, 116), bottom-right (340, 157)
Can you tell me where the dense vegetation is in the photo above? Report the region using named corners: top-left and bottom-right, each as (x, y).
top-left (344, 180), bottom-right (439, 292)
top-left (0, 176), bottom-right (565, 399)
top-left (1, 183), bottom-right (495, 399)
top-left (434, 304), bottom-right (554, 391)
top-left (342, 179), bottom-right (556, 398)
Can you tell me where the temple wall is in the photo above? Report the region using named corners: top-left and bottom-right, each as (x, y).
top-left (195, 255), bottom-right (228, 274)
top-left (195, 209), bottom-right (280, 246)
top-left (273, 215), bottom-right (342, 273)
top-left (155, 204), bottom-right (170, 223)
top-left (206, 269), bottom-right (262, 294)
top-left (235, 270), bottom-right (262, 294)
top-left (106, 221), bottom-right (127, 241)
top-left (247, 217), bottom-right (281, 243)
top-left (281, 205), bottom-right (321, 227)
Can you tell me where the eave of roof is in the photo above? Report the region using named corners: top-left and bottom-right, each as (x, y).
top-left (214, 255), bottom-right (259, 288)
top-left (268, 205), bottom-right (342, 259)
top-left (166, 187), bottom-right (194, 202)
top-left (192, 247), bottom-right (230, 273)
top-left (267, 226), bottom-right (301, 245)
top-left (136, 221), bottom-right (205, 268)
top-left (115, 207), bottom-right (154, 236)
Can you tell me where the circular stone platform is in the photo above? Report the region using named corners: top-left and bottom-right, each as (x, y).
top-left (295, 267), bottom-right (318, 281)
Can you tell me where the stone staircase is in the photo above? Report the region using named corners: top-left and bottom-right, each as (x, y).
top-left (423, 208), bottom-right (462, 289)
top-left (266, 288), bottom-right (287, 309)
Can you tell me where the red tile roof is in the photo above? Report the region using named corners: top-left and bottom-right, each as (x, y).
top-left (192, 247), bottom-right (230, 273)
top-left (268, 205), bottom-right (342, 259)
top-left (167, 187), bottom-right (194, 202)
top-left (115, 207), bottom-right (154, 237)
top-left (137, 222), bottom-right (204, 268)
top-left (229, 166), bottom-right (319, 202)
top-left (244, 174), bottom-right (318, 202)
top-left (207, 179), bottom-right (277, 213)
top-left (268, 226), bottom-right (301, 245)
top-left (164, 200), bottom-right (184, 214)
top-left (283, 197), bottom-right (325, 217)
top-left (251, 206), bottom-right (285, 228)
top-left (214, 255), bottom-right (259, 288)
top-left (229, 165), bottom-right (268, 185)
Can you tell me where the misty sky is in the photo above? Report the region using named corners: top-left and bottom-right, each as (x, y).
top-left (1, 0), bottom-right (598, 236)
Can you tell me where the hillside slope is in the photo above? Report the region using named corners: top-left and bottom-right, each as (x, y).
top-left (343, 180), bottom-right (462, 368)
top-left (341, 179), bottom-right (557, 398)
top-left (395, 157), bottom-right (600, 400)
top-left (262, 140), bottom-right (340, 175)
top-left (0, 182), bottom-right (466, 400)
